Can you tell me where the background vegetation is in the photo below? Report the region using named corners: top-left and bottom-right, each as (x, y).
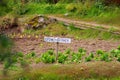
top-left (0, 0), bottom-right (120, 26)
top-left (0, 0), bottom-right (120, 80)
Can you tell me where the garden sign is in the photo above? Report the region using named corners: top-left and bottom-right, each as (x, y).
top-left (44, 37), bottom-right (71, 62)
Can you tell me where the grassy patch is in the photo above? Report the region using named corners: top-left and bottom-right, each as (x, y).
top-left (1, 62), bottom-right (120, 80)
top-left (25, 3), bottom-right (67, 15)
top-left (23, 23), bottom-right (120, 40)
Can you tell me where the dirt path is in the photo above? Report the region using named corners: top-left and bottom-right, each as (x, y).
top-left (13, 37), bottom-right (120, 54)
top-left (48, 15), bottom-right (120, 34)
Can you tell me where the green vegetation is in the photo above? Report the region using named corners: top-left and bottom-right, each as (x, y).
top-left (23, 23), bottom-right (120, 40)
top-left (0, 42), bottom-right (120, 79)
top-left (40, 46), bottom-right (120, 63)
top-left (1, 0), bottom-right (120, 79)
top-left (41, 50), bottom-right (55, 63)
top-left (1, 0), bottom-right (120, 26)
top-left (0, 34), bottom-right (18, 75)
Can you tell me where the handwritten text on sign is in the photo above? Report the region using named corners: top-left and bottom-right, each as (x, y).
top-left (44, 37), bottom-right (71, 43)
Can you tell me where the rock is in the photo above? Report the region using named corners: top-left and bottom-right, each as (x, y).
top-left (26, 15), bottom-right (57, 30)
top-left (64, 13), bottom-right (69, 16)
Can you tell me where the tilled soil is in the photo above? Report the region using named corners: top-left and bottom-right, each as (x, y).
top-left (13, 36), bottom-right (120, 54)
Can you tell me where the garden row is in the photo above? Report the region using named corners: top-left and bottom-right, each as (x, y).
top-left (16, 46), bottom-right (120, 65)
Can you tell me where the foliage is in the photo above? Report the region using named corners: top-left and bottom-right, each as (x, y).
top-left (41, 50), bottom-right (56, 63)
top-left (58, 52), bottom-right (68, 63)
top-left (85, 56), bottom-right (92, 62)
top-left (25, 52), bottom-right (36, 59)
top-left (0, 34), bottom-right (18, 75)
top-left (13, 3), bottom-right (29, 15)
top-left (71, 52), bottom-right (83, 63)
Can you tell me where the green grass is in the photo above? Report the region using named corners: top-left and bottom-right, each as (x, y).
top-left (25, 3), bottom-right (67, 15)
top-left (1, 1), bottom-right (120, 26)
top-left (21, 2), bottom-right (120, 27)
top-left (23, 23), bottom-right (120, 40)
top-left (1, 63), bottom-right (120, 80)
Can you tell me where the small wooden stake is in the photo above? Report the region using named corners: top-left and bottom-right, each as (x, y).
top-left (56, 42), bottom-right (59, 62)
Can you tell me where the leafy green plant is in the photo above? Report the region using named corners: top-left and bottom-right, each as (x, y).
top-left (41, 50), bottom-right (55, 63)
top-left (17, 52), bottom-right (24, 57)
top-left (58, 52), bottom-right (68, 63)
top-left (96, 50), bottom-right (104, 55)
top-left (89, 52), bottom-right (94, 58)
top-left (25, 52), bottom-right (36, 59)
top-left (100, 53), bottom-right (111, 62)
top-left (64, 48), bottom-right (71, 54)
top-left (78, 48), bottom-right (86, 57)
top-left (117, 56), bottom-right (120, 62)
top-left (71, 52), bottom-right (82, 63)
top-left (85, 56), bottom-right (92, 62)
top-left (110, 49), bottom-right (120, 57)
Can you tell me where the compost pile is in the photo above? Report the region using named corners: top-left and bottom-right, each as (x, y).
top-left (25, 15), bottom-right (57, 30)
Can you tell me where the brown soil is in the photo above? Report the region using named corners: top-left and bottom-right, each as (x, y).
top-left (13, 37), bottom-right (120, 54)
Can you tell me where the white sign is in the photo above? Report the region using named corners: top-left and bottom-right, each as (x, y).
top-left (44, 37), bottom-right (71, 43)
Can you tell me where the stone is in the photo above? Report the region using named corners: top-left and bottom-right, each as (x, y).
top-left (25, 15), bottom-right (57, 30)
